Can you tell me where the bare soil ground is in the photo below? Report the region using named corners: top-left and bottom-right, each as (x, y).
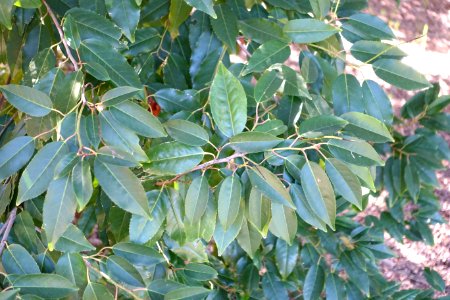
top-left (366, 0), bottom-right (450, 295)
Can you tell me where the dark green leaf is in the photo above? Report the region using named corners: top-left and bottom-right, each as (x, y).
top-left (423, 267), bottom-right (445, 292)
top-left (351, 41), bottom-right (406, 63)
top-left (211, 4), bottom-right (238, 52)
top-left (284, 19), bottom-right (338, 43)
top-left (239, 18), bottom-right (289, 44)
top-left (325, 273), bottom-right (346, 300)
top-left (13, 211), bottom-right (38, 254)
top-left (275, 239), bottom-right (298, 279)
top-left (106, 255), bottom-right (144, 287)
top-left (184, 263), bottom-right (218, 281)
top-left (185, 175), bottom-right (209, 223)
top-left (347, 13), bottom-right (395, 40)
top-left (12, 274), bottom-right (78, 298)
top-left (154, 88), bottom-right (201, 113)
top-left (165, 287), bottom-right (210, 300)
top-left (54, 224), bottom-right (95, 253)
top-left (2, 244), bottom-right (40, 275)
top-left (361, 80), bottom-right (393, 124)
top-left (247, 188), bottom-right (271, 237)
top-left (262, 272), bottom-right (288, 299)
top-left (0, 136), bottom-right (35, 181)
top-left (168, 0), bottom-right (191, 38)
top-left (72, 160), bottom-right (93, 211)
top-left (269, 203), bottom-right (297, 244)
top-left (147, 279), bottom-right (184, 300)
top-left (332, 74), bottom-right (364, 115)
top-left (243, 40), bottom-right (290, 75)
top-left (55, 253), bottom-right (87, 291)
top-left (303, 264), bottom-right (325, 300)
top-left (213, 202), bottom-right (244, 256)
top-left (282, 65), bottom-right (311, 99)
top-left (0, 85), bottom-right (52, 117)
top-left (341, 112), bottom-right (393, 143)
top-left (218, 175), bottom-right (242, 231)
top-left (372, 59), bottom-right (431, 90)
top-left (290, 184), bottom-right (327, 231)
top-left (83, 282), bottom-right (114, 300)
top-left (299, 115), bottom-right (348, 138)
top-left (101, 86), bottom-right (142, 107)
top-left (184, 0), bottom-right (215, 18)
top-left (164, 119), bottom-right (208, 146)
top-left (229, 132), bottom-right (282, 153)
top-left (105, 0), bottom-right (140, 42)
top-left (97, 146), bottom-right (139, 167)
top-left (113, 242), bottom-right (164, 266)
top-left (0, 0), bottom-right (14, 30)
top-left (327, 139), bottom-right (384, 166)
top-left (254, 70), bottom-right (283, 103)
top-left (404, 163), bottom-right (420, 201)
top-left (236, 219), bottom-right (262, 258)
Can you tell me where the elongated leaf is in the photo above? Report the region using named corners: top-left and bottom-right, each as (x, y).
top-left (64, 8), bottom-right (121, 48)
top-left (101, 86), bottom-right (142, 107)
top-left (423, 267), bottom-right (445, 292)
top-left (229, 132), bottom-right (282, 153)
top-left (254, 120), bottom-right (287, 136)
top-left (218, 175), bottom-right (241, 230)
top-left (97, 146), bottom-right (139, 167)
top-left (211, 4), bottom-right (238, 52)
top-left (210, 63), bottom-right (247, 137)
top-left (404, 163), bottom-right (420, 201)
top-left (0, 136), bottom-right (35, 181)
top-left (184, 0), bottom-right (215, 18)
top-left (243, 40), bottom-right (290, 75)
top-left (290, 184), bottom-right (327, 231)
top-left (165, 287), bottom-right (210, 300)
top-left (126, 27), bottom-right (160, 56)
top-left (154, 88), bottom-right (201, 113)
top-left (361, 80), bottom-right (393, 124)
top-left (269, 203), bottom-right (297, 244)
top-left (79, 39), bottom-right (142, 88)
top-left (106, 255), bottom-right (144, 287)
top-left (83, 282), bottom-right (114, 300)
top-left (303, 264), bottom-right (325, 300)
top-left (184, 263), bottom-right (218, 281)
top-left (239, 18), bottom-right (289, 44)
top-left (17, 142), bottom-right (69, 204)
top-left (282, 65), bottom-right (311, 99)
top-left (145, 141), bottom-right (204, 175)
top-left (105, 0), bottom-right (140, 42)
top-left (285, 155), bottom-right (306, 182)
top-left (13, 211), bottom-right (38, 253)
top-left (111, 101), bottom-right (166, 138)
top-left (94, 159), bottom-right (150, 217)
top-left (341, 112), bottom-right (393, 143)
top-left (72, 160), bottom-right (93, 211)
top-left (164, 119), bottom-right (209, 146)
top-left (54, 224), bottom-right (95, 253)
top-left (0, 0), bottom-right (14, 30)
top-left (185, 176), bottom-right (209, 223)
top-left (299, 115), bottom-right (348, 138)
top-left (325, 273), bottom-right (346, 300)
top-left (213, 202), bottom-right (244, 256)
top-left (43, 176), bottom-right (77, 250)
top-left (347, 13), bottom-right (395, 40)
top-left (301, 161), bottom-right (336, 229)
top-left (113, 242), bottom-right (164, 266)
top-left (236, 220), bottom-right (262, 258)
top-left (0, 85), bottom-right (52, 117)
top-left (254, 70), bottom-right (283, 103)
top-left (12, 274), bottom-right (78, 298)
top-left (247, 188), bottom-right (271, 237)
top-left (332, 74), bottom-right (364, 115)
top-left (284, 19), bottom-right (338, 43)
top-left (248, 165), bottom-right (295, 209)
top-left (55, 253), bottom-right (87, 291)
top-left (2, 244), bottom-right (40, 275)
top-left (351, 41), bottom-right (406, 63)
top-left (372, 59), bottom-right (431, 90)
top-left (275, 239), bottom-right (298, 279)
top-left (168, 0), bottom-right (191, 38)
top-left (147, 279), bottom-right (184, 300)
top-left (325, 158), bottom-right (362, 209)
top-left (328, 139), bottom-right (384, 166)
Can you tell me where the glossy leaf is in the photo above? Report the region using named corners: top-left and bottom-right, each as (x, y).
top-left (236, 219), bottom-right (262, 258)
top-left (2, 244), bottom-right (40, 275)
top-left (325, 273), bottom-right (346, 300)
top-left (372, 59), bottom-right (431, 90)
top-left (243, 40), bottom-right (290, 75)
top-left (423, 267), bottom-right (445, 292)
top-left (351, 41), bottom-right (406, 63)
top-left (0, 85), bottom-right (52, 117)
top-left (218, 175), bottom-right (241, 230)
top-left (185, 175), bottom-right (209, 223)
top-left (341, 112), bottom-right (393, 143)
top-left (284, 19), bottom-right (338, 43)
top-left (239, 18), bottom-right (289, 44)
top-left (361, 80), bottom-right (393, 124)
top-left (328, 139), bottom-right (384, 166)
top-left (299, 115), bottom-right (348, 138)
top-left (332, 74), bottom-right (364, 115)
top-left (0, 136), bottom-right (35, 181)
top-left (290, 184), bottom-right (327, 231)
top-left (254, 70), bottom-right (283, 103)
top-left (101, 86), bottom-right (142, 107)
top-left (168, 0), bottom-right (191, 38)
top-left (54, 224), bottom-right (95, 253)
top-left (211, 4), bottom-right (238, 52)
top-left (0, 0), bottom-right (14, 30)
top-left (106, 255), bottom-right (144, 287)
top-left (303, 264), bottom-right (325, 300)
top-left (213, 202), bottom-right (244, 256)
top-left (347, 13), bottom-right (395, 40)
top-left (55, 253), bottom-right (87, 291)
top-left (83, 282), bottom-right (114, 300)
top-left (105, 0), bottom-right (140, 42)
top-left (247, 188), bottom-right (271, 237)
top-left (275, 239), bottom-right (298, 279)
top-left (269, 203), bottom-right (297, 244)
top-left (165, 287), bottom-right (210, 300)
top-left (184, 263), bottom-right (218, 281)
top-left (164, 119), bottom-right (209, 146)
top-left (184, 0), bottom-right (216, 18)
top-left (229, 132), bottom-right (282, 153)
top-left (97, 146), bottom-right (139, 167)
top-left (12, 274), bottom-right (78, 298)
top-left (113, 242), bottom-right (164, 266)
top-left (72, 160), bottom-right (93, 211)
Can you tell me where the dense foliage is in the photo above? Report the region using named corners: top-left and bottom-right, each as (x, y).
top-left (0, 0), bottom-right (449, 299)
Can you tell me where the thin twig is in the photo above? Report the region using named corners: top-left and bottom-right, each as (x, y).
top-left (41, 0), bottom-right (79, 71)
top-left (0, 208), bottom-right (18, 255)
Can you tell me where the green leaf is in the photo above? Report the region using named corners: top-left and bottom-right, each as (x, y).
top-left (2, 244), bottom-right (40, 275)
top-left (325, 273), bottom-right (346, 300)
top-left (248, 165), bottom-right (295, 209)
top-left (341, 112), bottom-right (393, 143)
top-left (17, 141), bottom-right (69, 204)
top-left (351, 41), bottom-right (406, 63)
top-left (218, 175), bottom-right (242, 231)
top-left (372, 59), bottom-right (431, 90)
top-left (243, 40), bottom-right (290, 75)
top-left (327, 139), bottom-right (384, 166)
top-left (0, 85), bottom-right (52, 117)
top-left (12, 274), bottom-right (78, 298)
top-left (184, 263), bottom-right (218, 281)
top-left (282, 65), bottom-right (311, 99)
top-left (210, 62), bottom-right (247, 137)
top-left (254, 70), bottom-right (283, 103)
top-left (285, 155), bottom-right (306, 182)
top-left (0, 0), bottom-right (14, 30)
top-left (0, 136), bottom-right (35, 181)
top-left (54, 224), bottom-right (95, 253)
top-left (309, 0), bottom-right (330, 19)
top-left (165, 287), bottom-right (210, 300)
top-left (185, 175), bottom-right (209, 223)
top-left (101, 86), bottom-right (142, 107)
top-left (113, 242), bottom-right (164, 266)
top-left (0, 289), bottom-right (19, 300)
top-left (83, 282), bottom-right (114, 300)
top-left (236, 219), bottom-right (262, 258)
top-left (404, 163), bottom-right (420, 201)
top-left (99, 111), bottom-right (148, 161)
top-left (43, 176), bottom-right (77, 250)
top-left (239, 19), bottom-right (289, 44)
top-left (72, 160), bottom-right (93, 211)
top-left (290, 184), bottom-right (327, 231)
top-left (262, 272), bottom-right (288, 299)
top-left (109, 207), bottom-right (130, 242)
top-left (79, 39), bottom-right (142, 88)
top-left (299, 115), bottom-right (348, 138)
top-left (229, 132), bottom-right (282, 153)
top-left (347, 13), bottom-right (395, 40)
top-left (125, 28), bottom-right (160, 56)
top-left (269, 203), bottom-right (297, 244)
top-left (275, 239), bottom-right (298, 279)
top-left (106, 255), bottom-right (144, 287)
top-left (303, 264), bottom-right (325, 300)
top-left (13, 211), bottom-right (39, 254)
top-left (164, 119), bottom-right (209, 146)
top-left (213, 202), bottom-right (244, 256)
top-left (129, 190), bottom-right (168, 244)
top-left (145, 141), bottom-right (204, 175)
top-left (254, 120), bottom-right (287, 136)
top-left (184, 0), bottom-right (216, 18)
top-left (105, 0), bottom-right (140, 42)
top-left (301, 161), bottom-right (336, 229)
top-left (111, 101), bottom-right (166, 138)
top-left (361, 80), bottom-right (393, 124)
top-left (14, 0), bottom-right (41, 8)
top-left (64, 8), bottom-right (122, 49)
top-left (94, 159), bottom-right (150, 217)
top-left (168, 0), bottom-right (191, 38)
top-left (55, 253), bottom-right (87, 291)
top-left (97, 146), bottom-right (139, 167)
top-left (211, 4), bottom-right (238, 52)
top-left (247, 188), bottom-right (271, 237)
top-left (332, 74), bottom-right (364, 115)
top-left (85, 114), bottom-right (101, 149)
top-left (284, 19), bottom-right (338, 43)
top-left (154, 88), bottom-right (201, 113)
top-left (424, 267), bottom-right (445, 292)
top-left (325, 158), bottom-right (362, 209)
top-left (147, 279), bottom-right (185, 300)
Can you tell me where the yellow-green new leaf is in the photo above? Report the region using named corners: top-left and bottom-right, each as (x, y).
top-left (0, 85), bottom-right (52, 117)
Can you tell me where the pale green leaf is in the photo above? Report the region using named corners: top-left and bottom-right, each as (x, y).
top-left (284, 19), bottom-right (338, 43)
top-left (185, 175), bottom-right (209, 223)
top-left (12, 274), bottom-right (78, 299)
top-left (218, 175), bottom-right (241, 231)
top-left (372, 59), bottom-right (431, 90)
